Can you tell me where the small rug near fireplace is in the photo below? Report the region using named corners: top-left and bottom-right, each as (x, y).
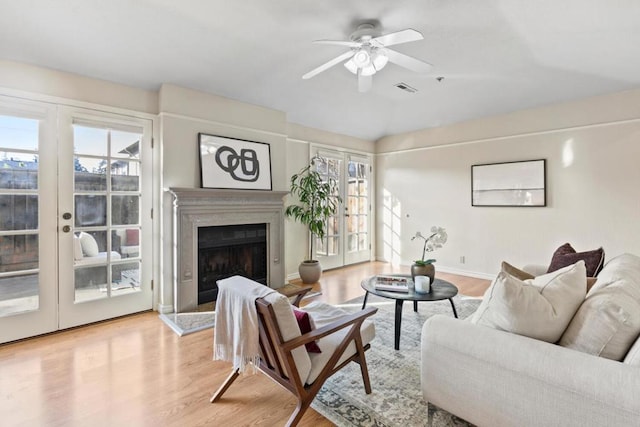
top-left (159, 312), bottom-right (215, 336)
top-left (310, 294), bottom-right (480, 427)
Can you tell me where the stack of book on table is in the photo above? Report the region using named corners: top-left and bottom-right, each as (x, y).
top-left (375, 275), bottom-right (410, 292)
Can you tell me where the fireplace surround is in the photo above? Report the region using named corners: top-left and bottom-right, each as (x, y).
top-left (169, 188), bottom-right (288, 312)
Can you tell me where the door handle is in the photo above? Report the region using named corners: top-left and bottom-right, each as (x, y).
top-left (62, 212), bottom-right (72, 220)
top-left (62, 225), bottom-right (71, 233)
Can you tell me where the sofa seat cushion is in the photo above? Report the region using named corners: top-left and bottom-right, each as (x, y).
top-left (303, 301), bottom-right (375, 385)
top-left (559, 253), bottom-right (640, 361)
top-left (471, 261), bottom-right (587, 343)
top-left (74, 251), bottom-right (121, 266)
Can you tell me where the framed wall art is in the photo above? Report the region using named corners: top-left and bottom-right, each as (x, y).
top-left (471, 159), bottom-right (546, 207)
top-left (198, 133), bottom-right (272, 190)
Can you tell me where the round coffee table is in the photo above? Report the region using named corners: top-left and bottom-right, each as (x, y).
top-left (361, 274), bottom-right (459, 350)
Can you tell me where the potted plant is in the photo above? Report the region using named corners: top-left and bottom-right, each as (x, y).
top-left (285, 158), bottom-right (341, 284)
top-left (411, 226), bottom-right (448, 285)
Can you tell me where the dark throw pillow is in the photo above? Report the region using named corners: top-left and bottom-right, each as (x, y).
top-left (292, 308), bottom-right (322, 353)
top-left (547, 243), bottom-right (605, 277)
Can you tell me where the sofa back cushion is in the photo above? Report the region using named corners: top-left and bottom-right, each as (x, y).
top-left (73, 235), bottom-right (84, 261)
top-left (623, 335), bottom-right (640, 366)
top-left (559, 253), bottom-right (640, 361)
top-left (79, 232), bottom-right (99, 257)
top-left (471, 261), bottom-right (587, 343)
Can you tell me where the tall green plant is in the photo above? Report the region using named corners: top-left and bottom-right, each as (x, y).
top-left (285, 162), bottom-right (341, 261)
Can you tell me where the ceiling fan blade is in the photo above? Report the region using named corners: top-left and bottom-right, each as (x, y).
top-left (372, 29), bottom-right (423, 47)
top-left (384, 48), bottom-right (432, 73)
top-left (313, 39), bottom-right (361, 48)
top-left (358, 72), bottom-right (372, 93)
top-left (302, 51), bottom-right (355, 80)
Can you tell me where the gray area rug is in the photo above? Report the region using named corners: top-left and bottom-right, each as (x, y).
top-left (159, 311), bottom-right (215, 336)
top-left (310, 294), bottom-right (480, 427)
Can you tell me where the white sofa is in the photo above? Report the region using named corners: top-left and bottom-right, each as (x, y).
top-left (421, 254), bottom-right (640, 427)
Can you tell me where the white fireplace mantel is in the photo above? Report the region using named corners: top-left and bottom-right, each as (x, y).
top-left (169, 187), bottom-right (288, 312)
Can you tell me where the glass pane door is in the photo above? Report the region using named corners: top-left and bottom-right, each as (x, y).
top-left (312, 152), bottom-right (343, 270)
top-left (0, 99), bottom-right (58, 344)
top-left (344, 156), bottom-right (371, 265)
top-left (58, 108), bottom-right (152, 329)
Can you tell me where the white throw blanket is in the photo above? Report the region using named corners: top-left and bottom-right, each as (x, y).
top-left (213, 275), bottom-right (276, 373)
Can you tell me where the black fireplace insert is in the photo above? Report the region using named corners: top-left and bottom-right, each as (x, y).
top-left (197, 223), bottom-right (267, 304)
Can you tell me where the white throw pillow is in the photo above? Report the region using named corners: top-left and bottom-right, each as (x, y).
top-left (559, 253), bottom-right (640, 361)
top-left (78, 232), bottom-right (99, 257)
top-left (73, 235), bottom-right (84, 261)
top-left (470, 261), bottom-right (587, 343)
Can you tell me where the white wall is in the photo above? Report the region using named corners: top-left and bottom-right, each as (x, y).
top-left (376, 88), bottom-right (640, 279)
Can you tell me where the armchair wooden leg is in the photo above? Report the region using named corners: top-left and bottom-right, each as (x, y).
top-left (355, 341), bottom-right (372, 394)
top-left (210, 369), bottom-right (240, 403)
top-left (286, 399), bottom-right (313, 427)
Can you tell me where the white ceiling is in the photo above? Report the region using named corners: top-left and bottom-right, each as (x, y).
top-left (1, 0), bottom-right (640, 141)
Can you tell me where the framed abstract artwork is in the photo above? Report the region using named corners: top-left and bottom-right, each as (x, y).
top-left (471, 159), bottom-right (546, 207)
top-left (198, 133), bottom-right (272, 190)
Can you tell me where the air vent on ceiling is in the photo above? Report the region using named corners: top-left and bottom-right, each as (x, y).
top-left (395, 82), bottom-right (418, 93)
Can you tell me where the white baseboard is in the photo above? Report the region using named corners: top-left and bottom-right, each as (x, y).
top-left (286, 272), bottom-right (301, 282)
top-left (157, 303), bottom-right (174, 314)
top-left (435, 265), bottom-right (496, 281)
top-left (374, 256), bottom-right (496, 281)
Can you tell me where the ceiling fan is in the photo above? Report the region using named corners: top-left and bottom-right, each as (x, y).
top-left (302, 23), bottom-right (432, 93)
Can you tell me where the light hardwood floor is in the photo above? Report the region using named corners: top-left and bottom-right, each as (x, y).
top-left (0, 262), bottom-right (490, 427)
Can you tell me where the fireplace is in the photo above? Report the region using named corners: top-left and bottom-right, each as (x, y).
top-left (169, 188), bottom-right (288, 312)
top-left (197, 223), bottom-right (267, 304)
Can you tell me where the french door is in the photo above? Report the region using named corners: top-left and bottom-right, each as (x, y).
top-left (57, 107), bottom-right (153, 329)
top-left (0, 98), bottom-right (58, 342)
top-left (312, 148), bottom-right (372, 270)
top-left (0, 97), bottom-right (153, 343)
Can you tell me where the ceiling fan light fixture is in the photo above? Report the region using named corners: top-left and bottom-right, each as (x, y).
top-left (352, 49), bottom-right (371, 68)
top-left (303, 25), bottom-right (431, 93)
top-left (372, 50), bottom-right (389, 71)
top-left (360, 64), bottom-right (376, 76)
top-left (344, 59), bottom-right (358, 74)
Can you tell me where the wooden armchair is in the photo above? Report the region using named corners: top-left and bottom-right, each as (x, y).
top-left (211, 282), bottom-right (377, 426)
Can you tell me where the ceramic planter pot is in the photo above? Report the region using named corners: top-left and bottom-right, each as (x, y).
top-left (299, 260), bottom-right (322, 284)
top-left (411, 263), bottom-right (435, 284)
